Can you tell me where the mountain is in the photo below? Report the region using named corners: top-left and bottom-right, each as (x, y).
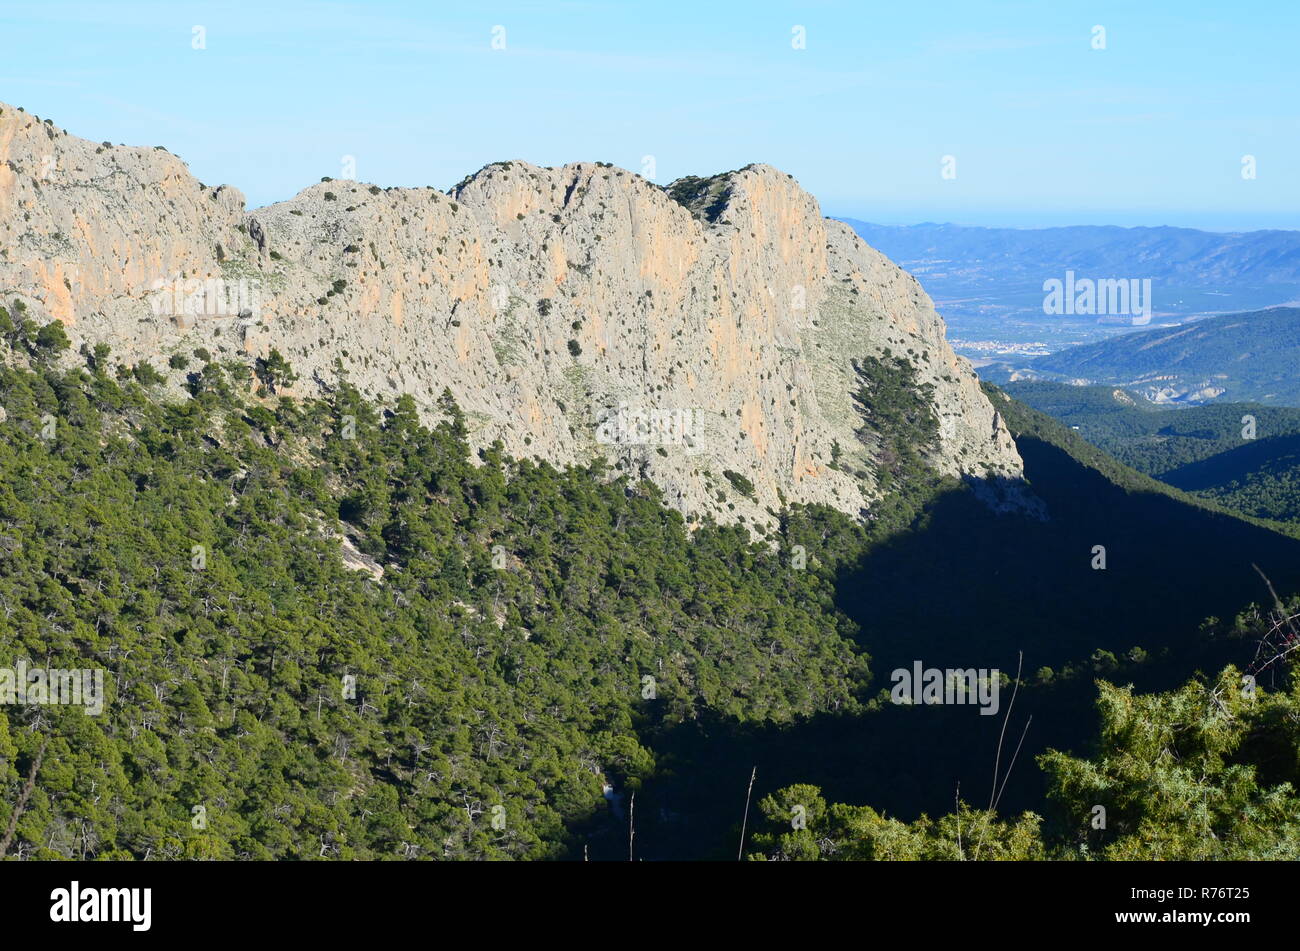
top-left (3, 102), bottom-right (1300, 863)
top-left (836, 219), bottom-right (1300, 359)
top-left (838, 220), bottom-right (1300, 291)
top-left (0, 102), bottom-right (1020, 533)
top-left (988, 307), bottom-right (1300, 405)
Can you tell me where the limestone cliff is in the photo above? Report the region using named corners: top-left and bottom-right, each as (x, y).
top-left (0, 101), bottom-right (1022, 530)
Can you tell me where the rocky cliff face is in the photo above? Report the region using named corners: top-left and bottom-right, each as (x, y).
top-left (0, 100), bottom-right (1023, 529)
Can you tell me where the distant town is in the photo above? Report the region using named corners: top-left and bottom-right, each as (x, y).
top-left (950, 339), bottom-right (1053, 358)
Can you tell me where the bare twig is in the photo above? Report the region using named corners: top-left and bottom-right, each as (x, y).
top-left (1252, 563), bottom-right (1289, 620)
top-left (989, 652), bottom-right (1024, 811)
top-left (1248, 564), bottom-right (1300, 677)
top-left (976, 654), bottom-right (1027, 860)
top-left (737, 767), bottom-right (757, 861)
top-left (0, 737), bottom-right (49, 859)
top-left (955, 781), bottom-right (962, 858)
top-left (993, 715), bottom-right (1034, 812)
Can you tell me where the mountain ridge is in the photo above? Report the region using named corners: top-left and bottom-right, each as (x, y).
top-left (989, 307), bottom-right (1300, 405)
top-left (0, 102), bottom-right (1022, 531)
top-left (834, 219), bottom-right (1300, 357)
top-left (836, 219), bottom-right (1300, 288)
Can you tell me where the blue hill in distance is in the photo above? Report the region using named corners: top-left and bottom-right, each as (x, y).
top-left (836, 219), bottom-right (1300, 361)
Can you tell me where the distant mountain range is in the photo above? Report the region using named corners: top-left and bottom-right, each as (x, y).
top-left (985, 307), bottom-right (1300, 405)
top-left (836, 219), bottom-right (1300, 357)
top-left (839, 220), bottom-right (1300, 292)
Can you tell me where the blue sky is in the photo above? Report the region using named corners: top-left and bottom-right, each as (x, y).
top-left (2, 0), bottom-right (1296, 229)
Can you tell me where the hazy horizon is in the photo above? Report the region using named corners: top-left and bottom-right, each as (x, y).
top-left (827, 209), bottom-right (1300, 233)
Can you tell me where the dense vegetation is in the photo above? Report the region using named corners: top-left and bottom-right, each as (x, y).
top-left (0, 352), bottom-right (869, 859)
top-left (1, 340), bottom-right (1297, 860)
top-left (752, 642), bottom-right (1300, 859)
top-left (1163, 433), bottom-right (1300, 522)
top-left (1005, 381), bottom-right (1300, 529)
top-left (1003, 381), bottom-right (1300, 473)
top-left (851, 355), bottom-right (940, 490)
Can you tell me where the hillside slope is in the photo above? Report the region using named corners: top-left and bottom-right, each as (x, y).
top-left (1003, 381), bottom-right (1300, 471)
top-left (0, 359), bottom-right (873, 860)
top-left (3, 357), bottom-right (1299, 860)
top-left (998, 307), bottom-right (1300, 405)
top-left (1003, 381), bottom-right (1300, 528)
top-left (1161, 433), bottom-right (1300, 522)
top-left (623, 387), bottom-right (1300, 855)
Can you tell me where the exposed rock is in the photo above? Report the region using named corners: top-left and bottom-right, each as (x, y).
top-left (336, 532), bottom-right (383, 582)
top-left (0, 102), bottom-right (1024, 531)
top-left (248, 217), bottom-right (266, 254)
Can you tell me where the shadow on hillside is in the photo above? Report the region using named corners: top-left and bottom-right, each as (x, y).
top-left (1162, 431), bottom-right (1300, 492)
top-left (838, 436), bottom-right (1300, 672)
top-left (573, 435), bottom-right (1300, 860)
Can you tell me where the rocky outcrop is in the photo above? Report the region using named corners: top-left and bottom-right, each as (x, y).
top-left (0, 101), bottom-right (1023, 530)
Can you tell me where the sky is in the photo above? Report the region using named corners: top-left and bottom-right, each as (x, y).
top-left (1, 0), bottom-right (1296, 230)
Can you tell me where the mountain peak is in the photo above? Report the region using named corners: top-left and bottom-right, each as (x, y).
top-left (0, 103), bottom-right (1023, 530)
